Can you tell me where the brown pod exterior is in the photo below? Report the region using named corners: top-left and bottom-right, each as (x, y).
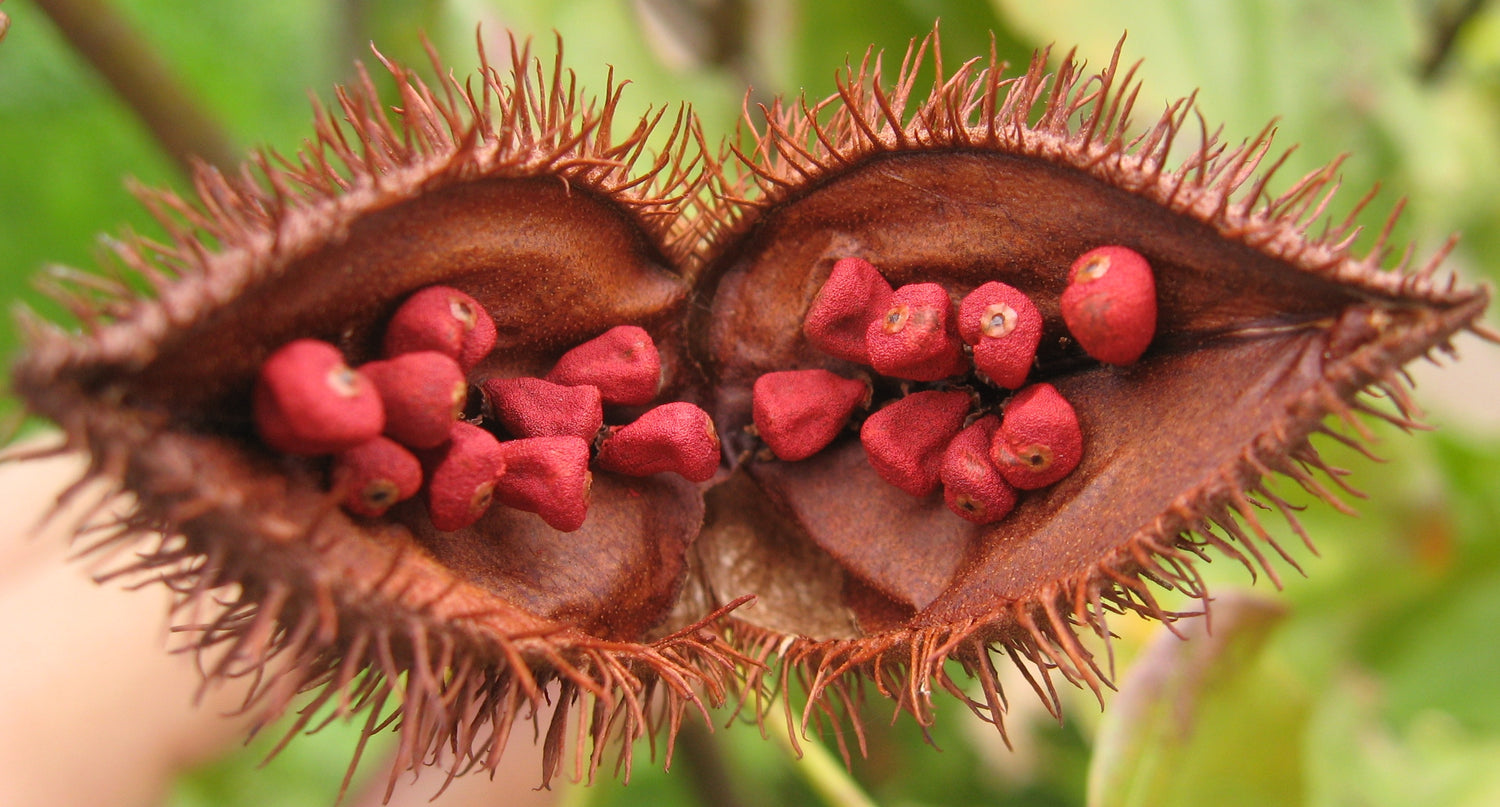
top-left (6, 29), bottom-right (1493, 793)
top-left (692, 34), bottom-right (1489, 740)
top-left (7, 40), bottom-right (722, 793)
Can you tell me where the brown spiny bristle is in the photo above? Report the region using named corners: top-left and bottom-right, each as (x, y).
top-left (689, 29), bottom-right (1490, 745)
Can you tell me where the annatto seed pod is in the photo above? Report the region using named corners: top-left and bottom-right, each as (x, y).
top-left (252, 339), bottom-right (384, 455)
top-left (802, 256), bottom-right (895, 363)
top-left (480, 376), bottom-right (604, 441)
top-left (545, 324), bottom-right (662, 406)
top-left (940, 415), bottom-right (1016, 524)
top-left (960, 281), bottom-right (1044, 389)
top-left (1061, 245), bottom-right (1158, 365)
top-left (859, 389), bottom-right (972, 496)
top-left (866, 282), bottom-right (969, 381)
top-left (361, 351), bottom-right (467, 449)
top-left (595, 401), bottom-right (722, 482)
top-left (990, 383), bottom-right (1085, 490)
top-left (334, 435), bottom-right (423, 518)
top-left (493, 436), bottom-right (593, 532)
top-left (7, 29), bottom-right (1493, 798)
top-left (751, 369), bottom-right (870, 461)
top-left (383, 285), bottom-right (499, 372)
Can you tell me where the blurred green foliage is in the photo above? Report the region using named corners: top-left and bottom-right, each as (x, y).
top-left (3, 0), bottom-right (1499, 805)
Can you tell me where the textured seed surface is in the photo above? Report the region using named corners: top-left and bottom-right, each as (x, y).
top-left (546, 325), bottom-right (662, 406)
top-left (421, 421), bottom-right (507, 531)
top-left (1061, 245), bottom-right (1158, 365)
top-left (494, 436), bottom-right (593, 532)
top-left (334, 436), bottom-right (423, 517)
top-left (940, 415), bottom-right (1016, 524)
top-left (865, 283), bottom-right (968, 381)
top-left (596, 402), bottom-right (721, 482)
top-left (959, 282), bottom-right (1043, 389)
top-left (752, 369), bottom-right (870, 461)
top-left (860, 389), bottom-right (972, 496)
top-left (482, 376), bottom-right (604, 441)
top-left (253, 339), bottom-right (384, 455)
top-left (361, 351), bottom-right (467, 449)
top-left (802, 256), bottom-right (894, 364)
top-left (383, 286), bottom-right (497, 371)
top-left (991, 383), bottom-right (1084, 490)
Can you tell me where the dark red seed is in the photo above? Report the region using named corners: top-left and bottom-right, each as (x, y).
top-left (865, 282), bottom-right (968, 381)
top-left (420, 421), bottom-right (507, 531)
top-left (361, 351), bottom-right (467, 449)
top-left (1060, 245), bottom-right (1157, 365)
top-left (859, 389), bottom-right (971, 497)
top-left (594, 402), bottom-right (721, 482)
top-left (751, 369), bottom-right (871, 461)
top-left (382, 286), bottom-right (497, 372)
top-left (494, 436), bottom-right (593, 532)
top-left (958, 282), bottom-right (1043, 389)
top-left (545, 325), bottom-right (661, 406)
top-left (253, 339), bottom-right (384, 455)
top-left (802, 256), bottom-right (894, 364)
top-left (481, 377), bottom-right (604, 441)
top-left (939, 416), bottom-right (1017, 524)
top-left (990, 383), bottom-right (1083, 490)
top-left (333, 436), bottom-right (422, 518)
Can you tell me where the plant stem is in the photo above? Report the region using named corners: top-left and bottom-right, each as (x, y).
top-left (767, 710), bottom-right (881, 807)
top-left (32, 0), bottom-right (239, 174)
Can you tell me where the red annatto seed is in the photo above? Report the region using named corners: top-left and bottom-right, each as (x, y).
top-left (1060, 245), bottom-right (1158, 365)
top-left (382, 286), bottom-right (498, 372)
top-left (594, 402), bottom-right (721, 482)
top-left (253, 339), bottom-right (384, 455)
top-left (958, 282), bottom-right (1043, 390)
top-left (420, 421), bottom-right (507, 531)
top-left (802, 256), bottom-right (894, 364)
top-left (939, 416), bottom-right (1017, 525)
top-left (494, 436), bottom-right (593, 532)
top-left (859, 389), bottom-right (971, 497)
top-left (990, 383), bottom-right (1083, 490)
top-left (361, 351), bottom-right (467, 449)
top-left (333, 436), bottom-right (422, 518)
top-left (481, 377), bottom-right (603, 441)
top-left (865, 282), bottom-right (968, 381)
top-left (751, 369), bottom-right (871, 462)
top-left (545, 325), bottom-right (661, 406)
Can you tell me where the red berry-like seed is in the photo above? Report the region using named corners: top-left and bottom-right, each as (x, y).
top-left (859, 389), bottom-right (971, 497)
top-left (253, 339), bottom-right (384, 455)
top-left (383, 286), bottom-right (497, 371)
top-left (990, 383), bottom-right (1083, 490)
top-left (545, 325), bottom-right (661, 406)
top-left (751, 369), bottom-right (870, 461)
top-left (333, 436), bottom-right (422, 518)
top-left (802, 256), bottom-right (894, 364)
top-left (494, 436), bottom-right (593, 532)
top-left (420, 421), bottom-right (507, 531)
top-left (939, 416), bottom-right (1017, 524)
top-left (865, 283), bottom-right (968, 381)
top-left (361, 351), bottom-right (467, 449)
top-left (594, 402), bottom-right (721, 483)
top-left (1061, 245), bottom-right (1157, 365)
top-left (958, 282), bottom-right (1043, 389)
top-left (481, 377), bottom-right (604, 441)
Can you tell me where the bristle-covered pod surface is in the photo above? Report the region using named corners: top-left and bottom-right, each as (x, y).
top-left (691, 35), bottom-right (1490, 733)
top-left (8, 39), bottom-right (739, 788)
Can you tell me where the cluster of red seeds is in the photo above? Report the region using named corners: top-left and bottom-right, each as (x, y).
top-left (253, 286), bottom-right (721, 532)
top-left (752, 247), bottom-right (1156, 525)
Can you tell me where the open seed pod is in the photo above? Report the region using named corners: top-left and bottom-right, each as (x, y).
top-left (6, 27), bottom-right (1493, 795)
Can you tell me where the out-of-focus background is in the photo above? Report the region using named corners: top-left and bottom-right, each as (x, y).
top-left (2, 1), bottom-right (1499, 805)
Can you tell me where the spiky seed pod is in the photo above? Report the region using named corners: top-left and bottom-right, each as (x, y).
top-left (383, 285), bottom-right (499, 372)
top-left (252, 339), bottom-right (384, 455)
top-left (8, 38), bottom-right (738, 793)
top-left (1061, 245), bottom-right (1158, 365)
top-left (960, 281), bottom-right (1044, 389)
top-left (493, 436), bottom-right (593, 532)
top-left (941, 415), bottom-right (1016, 524)
top-left (334, 436), bottom-right (423, 518)
top-left (481, 376), bottom-right (604, 440)
top-left (802, 256), bottom-right (895, 363)
top-left (545, 324), bottom-right (663, 406)
top-left (361, 351), bottom-right (467, 449)
top-left (6, 27), bottom-right (1495, 794)
top-left (866, 282), bottom-right (969, 380)
top-left (859, 390), bottom-right (972, 496)
top-left (595, 402), bottom-right (722, 482)
top-left (990, 383), bottom-right (1084, 490)
top-left (692, 30), bottom-right (1489, 752)
top-left (752, 369), bottom-right (870, 461)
